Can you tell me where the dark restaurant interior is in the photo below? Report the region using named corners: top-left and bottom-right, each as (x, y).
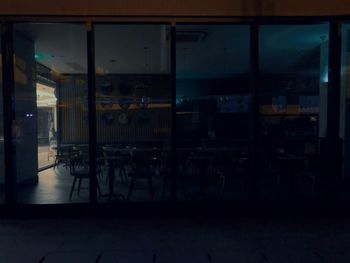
top-left (0, 21), bottom-right (349, 205)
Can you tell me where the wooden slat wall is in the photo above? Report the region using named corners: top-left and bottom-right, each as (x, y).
top-left (59, 74), bottom-right (171, 144)
top-left (60, 75), bottom-right (89, 144)
top-left (96, 108), bottom-right (171, 144)
top-left (0, 0), bottom-right (350, 17)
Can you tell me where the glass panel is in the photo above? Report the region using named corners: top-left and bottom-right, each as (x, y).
top-left (0, 29), bottom-right (4, 203)
top-left (13, 23), bottom-right (88, 203)
top-left (37, 64), bottom-right (58, 169)
top-left (258, 24), bottom-right (329, 200)
top-left (340, 23), bottom-right (350, 200)
top-left (176, 25), bottom-right (251, 201)
top-left (94, 24), bottom-right (171, 202)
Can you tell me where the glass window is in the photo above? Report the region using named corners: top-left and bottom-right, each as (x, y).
top-left (176, 25), bottom-right (251, 201)
top-left (13, 23), bottom-right (88, 204)
top-left (340, 23), bottom-right (350, 200)
top-left (94, 24), bottom-right (171, 202)
top-left (0, 29), bottom-right (4, 203)
top-left (258, 24), bottom-right (329, 200)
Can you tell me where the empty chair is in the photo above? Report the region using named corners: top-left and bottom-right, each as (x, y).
top-left (127, 151), bottom-right (155, 201)
top-left (54, 145), bottom-right (73, 169)
top-left (68, 153), bottom-right (101, 201)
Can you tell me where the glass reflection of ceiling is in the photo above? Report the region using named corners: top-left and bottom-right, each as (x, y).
top-left (259, 24), bottom-right (329, 74)
top-left (15, 23), bottom-right (87, 75)
top-left (14, 23), bottom-right (329, 77)
top-left (176, 25), bottom-right (250, 78)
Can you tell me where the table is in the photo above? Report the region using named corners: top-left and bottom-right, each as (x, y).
top-left (98, 155), bottom-right (128, 201)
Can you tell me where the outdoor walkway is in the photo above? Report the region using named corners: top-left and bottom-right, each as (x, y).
top-left (0, 218), bottom-right (349, 262)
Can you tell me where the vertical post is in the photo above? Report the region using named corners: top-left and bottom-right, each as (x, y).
top-left (87, 22), bottom-right (97, 204)
top-left (56, 82), bottom-right (62, 147)
top-left (326, 20), bottom-right (342, 193)
top-left (249, 22), bottom-right (259, 200)
top-left (170, 23), bottom-right (177, 201)
top-left (1, 22), bottom-right (17, 205)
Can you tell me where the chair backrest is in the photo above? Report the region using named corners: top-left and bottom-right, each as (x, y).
top-left (69, 151), bottom-right (89, 175)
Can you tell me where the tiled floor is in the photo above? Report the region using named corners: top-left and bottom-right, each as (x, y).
top-left (38, 145), bottom-right (55, 169)
top-left (18, 164), bottom-right (173, 204)
top-left (19, 166), bottom-right (90, 204)
top-left (14, 161), bottom-right (350, 204)
top-left (17, 163), bottom-right (247, 204)
top-left (0, 218), bottom-right (350, 262)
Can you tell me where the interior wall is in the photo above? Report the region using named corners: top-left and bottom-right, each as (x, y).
top-left (0, 0), bottom-right (349, 17)
top-left (59, 75), bottom-right (88, 144)
top-left (59, 74), bottom-right (171, 145)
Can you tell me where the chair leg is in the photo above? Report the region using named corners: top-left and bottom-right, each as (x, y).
top-left (105, 172), bottom-right (109, 186)
top-left (218, 172), bottom-right (225, 196)
top-left (122, 166), bottom-right (128, 182)
top-left (77, 178), bottom-right (83, 196)
top-left (97, 180), bottom-right (101, 196)
top-left (127, 177), bottom-right (135, 201)
top-left (118, 167), bottom-right (125, 183)
top-left (69, 177), bottom-right (77, 201)
top-left (53, 158), bottom-right (58, 170)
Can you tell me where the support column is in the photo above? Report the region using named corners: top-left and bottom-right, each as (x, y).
top-left (320, 21), bottom-right (342, 196)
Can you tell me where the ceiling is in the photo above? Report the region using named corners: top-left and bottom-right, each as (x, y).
top-left (14, 23), bottom-right (329, 78)
top-left (15, 23), bottom-right (88, 74)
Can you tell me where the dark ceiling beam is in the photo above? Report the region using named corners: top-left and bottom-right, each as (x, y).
top-left (0, 0), bottom-right (350, 17)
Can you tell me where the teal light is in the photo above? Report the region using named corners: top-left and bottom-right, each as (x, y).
top-left (322, 70), bottom-right (328, 83)
top-left (34, 53), bottom-right (43, 60)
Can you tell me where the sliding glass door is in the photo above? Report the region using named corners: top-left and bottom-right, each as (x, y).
top-left (0, 29), bottom-right (4, 203)
top-left (175, 24), bottom-right (252, 201)
top-left (94, 24), bottom-right (172, 202)
top-left (13, 23), bottom-right (89, 204)
top-left (340, 22), bottom-right (350, 200)
top-left (257, 23), bottom-right (330, 200)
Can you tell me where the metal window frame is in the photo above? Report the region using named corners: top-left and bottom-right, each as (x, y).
top-left (0, 15), bottom-right (346, 218)
top-left (1, 22), bottom-right (17, 205)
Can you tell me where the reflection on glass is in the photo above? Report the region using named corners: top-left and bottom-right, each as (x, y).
top-left (258, 24), bottom-right (329, 199)
top-left (176, 25), bottom-right (251, 201)
top-left (13, 23), bottom-right (88, 203)
top-left (94, 24), bottom-right (171, 202)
